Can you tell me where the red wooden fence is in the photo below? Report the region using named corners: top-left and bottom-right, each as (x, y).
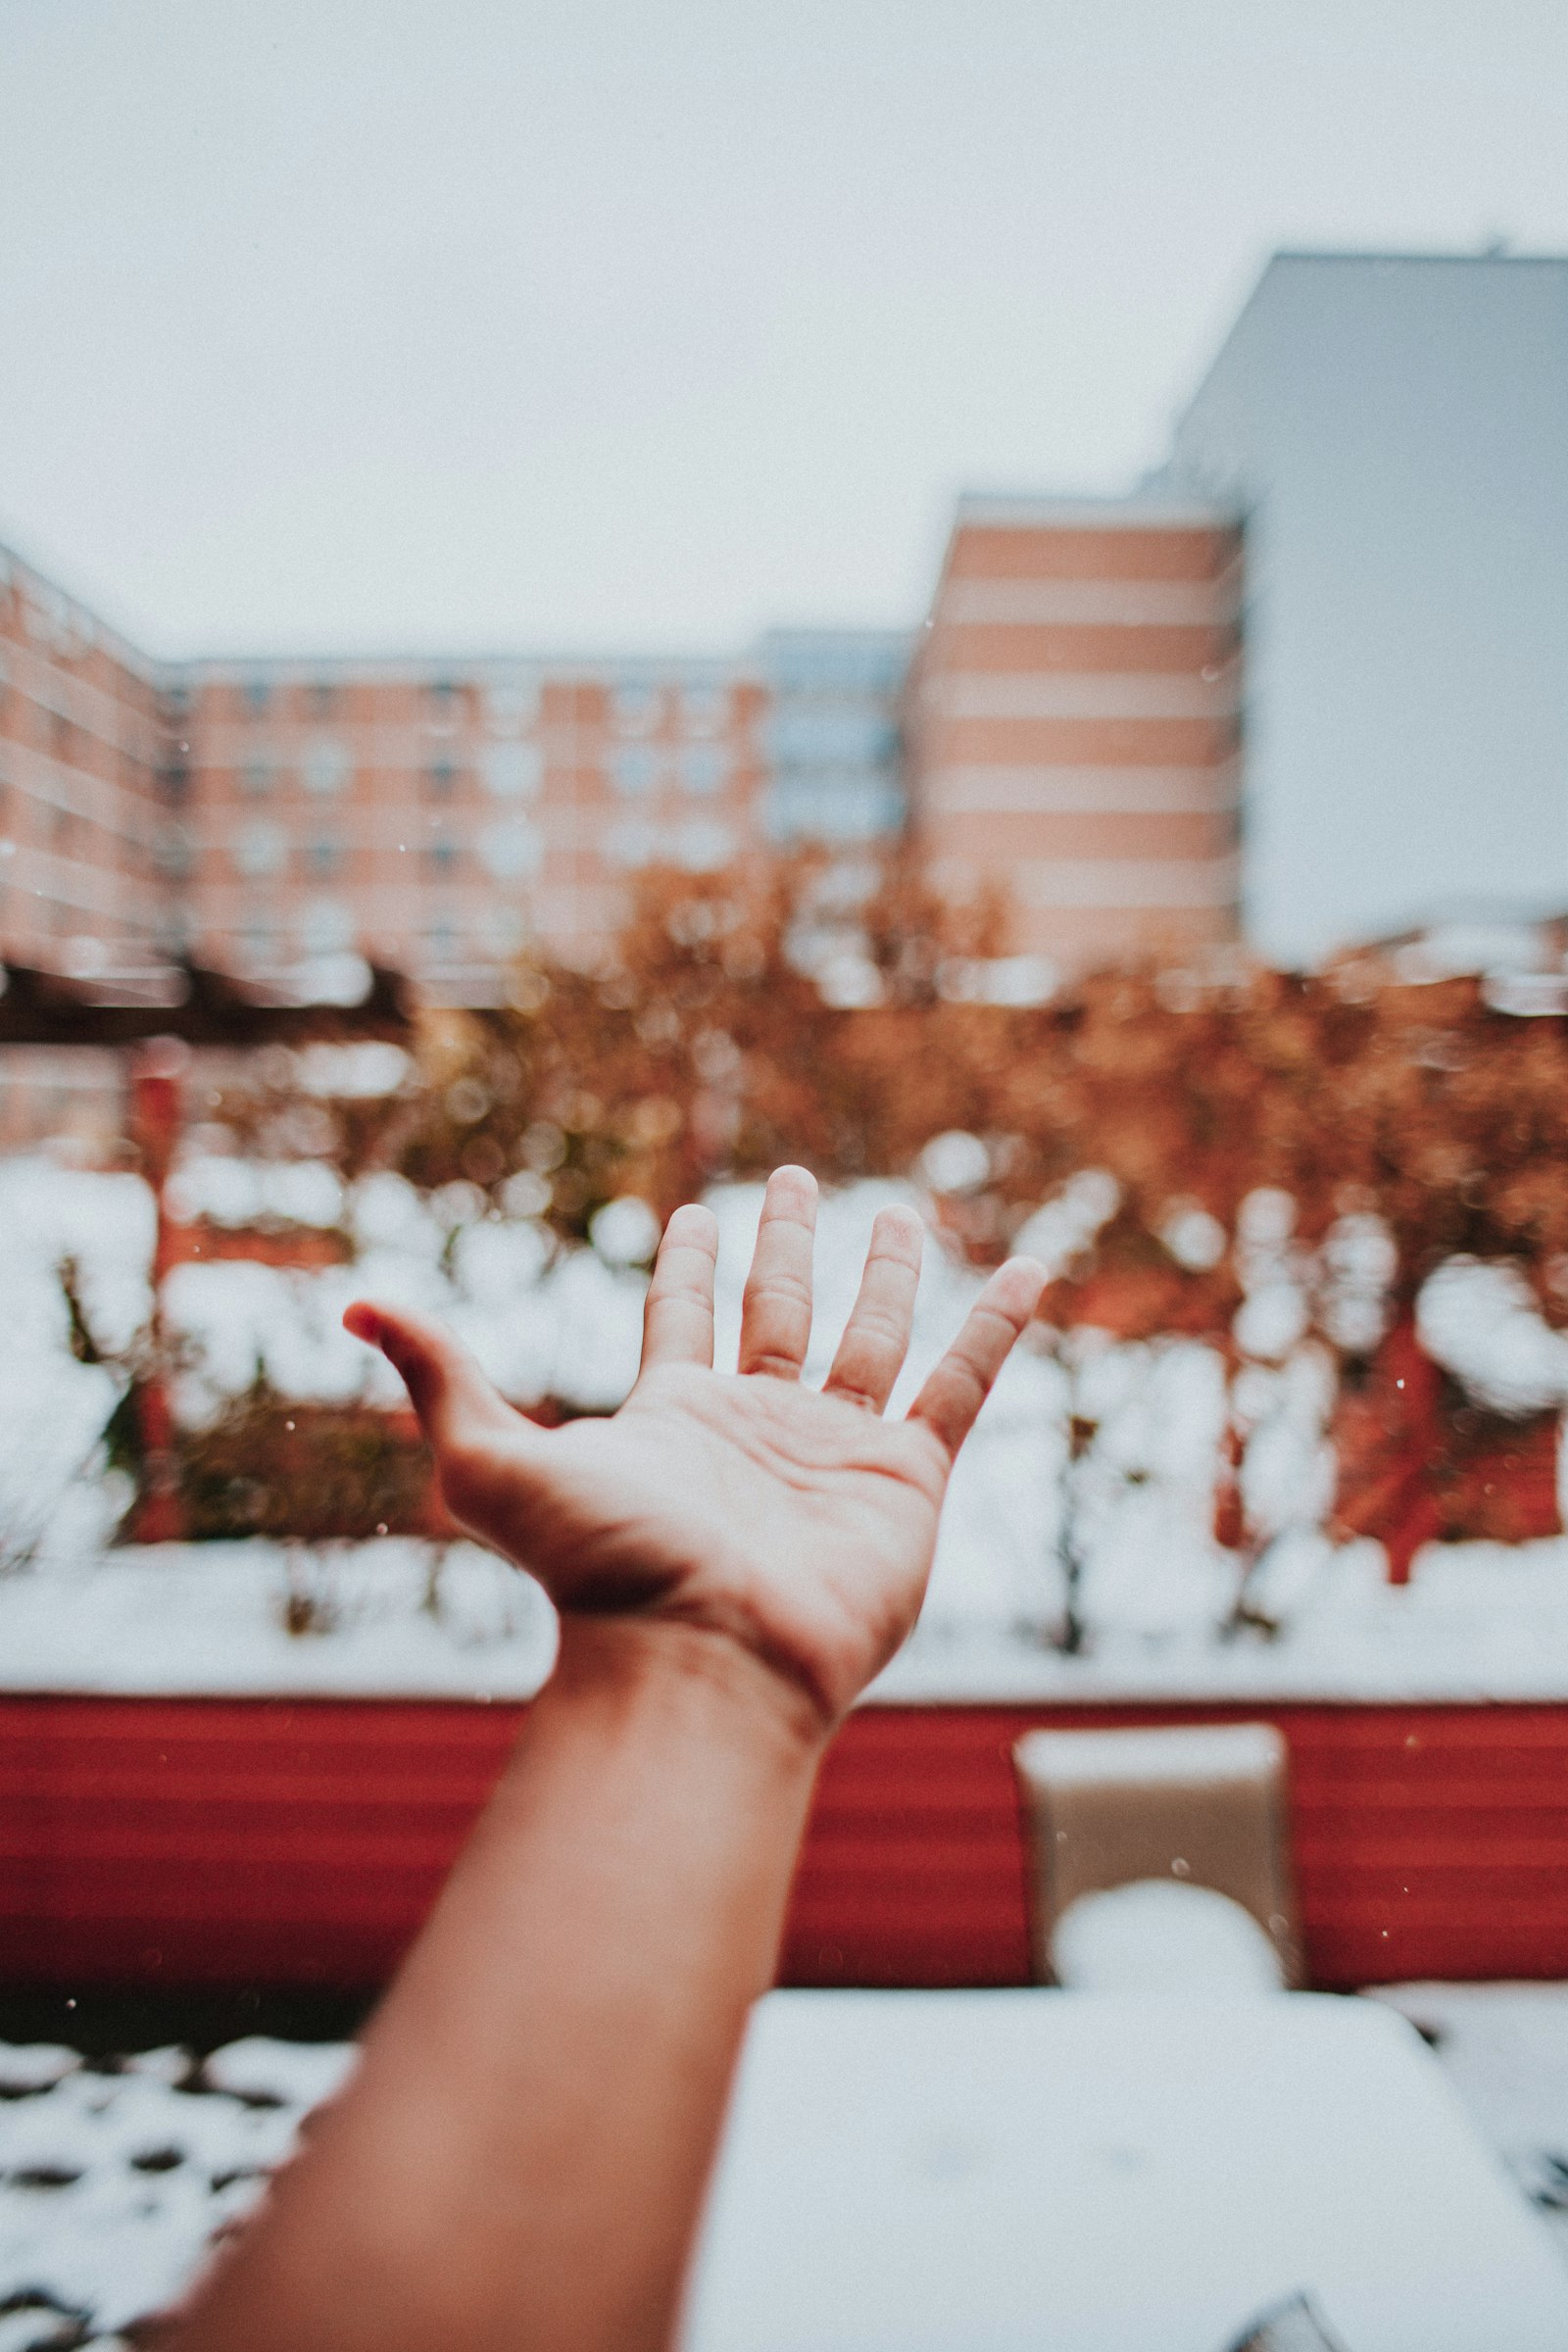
top-left (3, 1695), bottom-right (1568, 1992)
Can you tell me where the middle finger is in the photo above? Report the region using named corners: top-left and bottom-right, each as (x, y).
top-left (738, 1165), bottom-right (818, 1380)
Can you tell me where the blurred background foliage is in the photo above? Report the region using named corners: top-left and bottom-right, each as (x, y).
top-left (201, 858), bottom-right (1568, 1332)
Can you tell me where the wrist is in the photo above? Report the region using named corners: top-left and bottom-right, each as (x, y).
top-left (546, 1613), bottom-right (835, 1771)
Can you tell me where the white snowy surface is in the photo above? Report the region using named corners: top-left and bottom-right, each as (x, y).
top-left (3, 1536), bottom-right (1568, 1703)
top-left (1050, 1882), bottom-right (1286, 1995)
top-left (0, 2034), bottom-right (356, 2341)
top-left (5, 1155), bottom-right (1568, 1697)
top-left (1418, 1257), bottom-right (1568, 1419)
top-left (7, 1989), bottom-right (1568, 2341)
top-left (0, 1541), bottom-right (560, 1699)
top-left (1370, 1984), bottom-right (1568, 2261)
top-left (0, 1163), bottom-right (153, 1574)
top-left (873, 1538), bottom-right (1568, 1704)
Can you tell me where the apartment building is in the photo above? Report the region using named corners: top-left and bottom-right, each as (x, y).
top-left (0, 546), bottom-right (911, 1004)
top-left (175, 656), bottom-right (770, 1001)
top-left (906, 497), bottom-right (1244, 973)
top-left (8, 248), bottom-right (1564, 1012)
top-left (0, 545), bottom-right (172, 979)
top-left (759, 630), bottom-right (907, 848)
top-left (1161, 251), bottom-right (1568, 963)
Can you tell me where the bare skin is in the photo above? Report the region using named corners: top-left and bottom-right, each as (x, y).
top-left (166, 1168), bottom-right (1045, 2352)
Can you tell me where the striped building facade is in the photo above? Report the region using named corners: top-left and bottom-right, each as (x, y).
top-left (2, 503), bottom-right (1246, 1010)
top-left (906, 497), bottom-right (1245, 975)
top-left (0, 545), bottom-right (172, 979)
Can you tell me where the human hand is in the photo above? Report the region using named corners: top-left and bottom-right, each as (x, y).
top-left (345, 1167), bottom-right (1045, 1735)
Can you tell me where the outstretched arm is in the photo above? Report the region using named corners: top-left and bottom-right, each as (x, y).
top-left (168, 1169), bottom-right (1045, 2352)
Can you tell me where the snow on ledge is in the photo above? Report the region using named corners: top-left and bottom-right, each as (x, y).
top-left (871, 1538), bottom-right (1568, 1706)
top-left (0, 1541), bottom-right (560, 1701)
top-left (3, 1536), bottom-right (1568, 1707)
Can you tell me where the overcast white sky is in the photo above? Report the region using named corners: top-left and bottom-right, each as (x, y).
top-left (3, 0), bottom-right (1566, 658)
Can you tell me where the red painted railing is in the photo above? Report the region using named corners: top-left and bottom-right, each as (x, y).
top-left (4, 1694), bottom-right (1568, 1992)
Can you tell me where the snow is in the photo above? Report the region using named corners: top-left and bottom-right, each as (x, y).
top-left (166, 1156), bottom-right (345, 1230)
top-left (0, 2034), bottom-right (355, 2339)
top-left (0, 2051), bottom-right (80, 2096)
top-left (4, 1154), bottom-right (1568, 1697)
top-left (4, 1987), bottom-right (1567, 2340)
top-left (2, 1534), bottom-right (1568, 1704)
top-left (1051, 1882), bottom-right (1286, 1994)
top-left (1017, 1722), bottom-right (1285, 1786)
top-left (200, 2039), bottom-right (358, 2110)
top-left (1232, 1186), bottom-right (1311, 1364)
top-left (1417, 1257), bottom-right (1568, 1417)
top-left (1370, 1984), bottom-right (1568, 2260)
top-left (1318, 1210), bottom-right (1397, 1355)
top-left (917, 1130), bottom-right (992, 1196)
top-left (1235, 1346), bottom-right (1338, 1544)
top-left (1158, 1200), bottom-right (1227, 1272)
top-left (1010, 1168), bottom-right (1121, 1277)
top-left (873, 1538), bottom-right (1568, 1705)
top-left (24, 1985), bottom-right (1568, 2340)
top-left (1068, 1337), bottom-right (1235, 1641)
top-left (0, 1541), bottom-right (559, 1698)
top-left (0, 1161), bottom-right (153, 1573)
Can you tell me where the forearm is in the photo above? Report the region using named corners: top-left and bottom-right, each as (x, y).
top-left (169, 1621), bottom-right (827, 2352)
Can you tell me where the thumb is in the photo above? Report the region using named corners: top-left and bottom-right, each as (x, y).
top-left (343, 1300), bottom-right (523, 1458)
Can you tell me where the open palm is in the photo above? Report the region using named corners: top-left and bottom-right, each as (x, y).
top-left (346, 1168), bottom-right (1045, 1729)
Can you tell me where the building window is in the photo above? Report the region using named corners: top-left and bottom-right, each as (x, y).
top-left (675, 818), bottom-right (734, 872)
top-left (157, 822), bottom-right (195, 879)
top-left (424, 760), bottom-right (460, 799)
top-left (243, 677), bottom-right (273, 715)
top-left (308, 681), bottom-right (337, 719)
top-left (483, 904), bottom-right (528, 956)
top-left (302, 737), bottom-right (350, 796)
top-left (305, 834), bottom-right (345, 878)
top-left (425, 832), bottom-right (461, 875)
top-left (486, 678), bottom-right (537, 731)
top-left (679, 684), bottom-right (728, 737)
top-left (605, 817), bottom-right (659, 868)
top-left (301, 898), bottom-right (354, 955)
top-left (765, 772), bottom-right (905, 845)
top-left (233, 820), bottom-right (287, 878)
top-left (764, 708), bottom-right (899, 766)
top-left (479, 817), bottom-right (541, 880)
top-left (612, 683), bottom-right (661, 735)
top-left (239, 757), bottom-right (276, 798)
top-left (482, 742), bottom-right (541, 799)
top-left (612, 744), bottom-right (658, 798)
top-left (681, 743), bottom-right (726, 796)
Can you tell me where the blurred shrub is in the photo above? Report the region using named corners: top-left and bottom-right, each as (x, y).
top-left (178, 1386), bottom-right (438, 1544)
top-left (200, 857), bottom-right (1568, 1316)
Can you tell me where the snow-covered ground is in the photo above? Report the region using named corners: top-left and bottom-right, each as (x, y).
top-left (0, 2034), bottom-right (356, 2344)
top-left (3, 1154), bottom-right (1568, 1693)
top-left (3, 1988), bottom-right (1567, 2341)
top-left (6, 1534), bottom-right (1568, 1704)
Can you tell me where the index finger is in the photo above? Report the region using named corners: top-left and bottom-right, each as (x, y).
top-left (906, 1257), bottom-right (1047, 1459)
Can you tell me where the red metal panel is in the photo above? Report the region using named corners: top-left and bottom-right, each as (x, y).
top-left (3, 1694), bottom-right (1568, 1991)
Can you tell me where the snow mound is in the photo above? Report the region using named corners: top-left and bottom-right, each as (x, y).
top-left (1417, 1258), bottom-right (1568, 1417)
top-left (1051, 1880), bottom-right (1285, 1994)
